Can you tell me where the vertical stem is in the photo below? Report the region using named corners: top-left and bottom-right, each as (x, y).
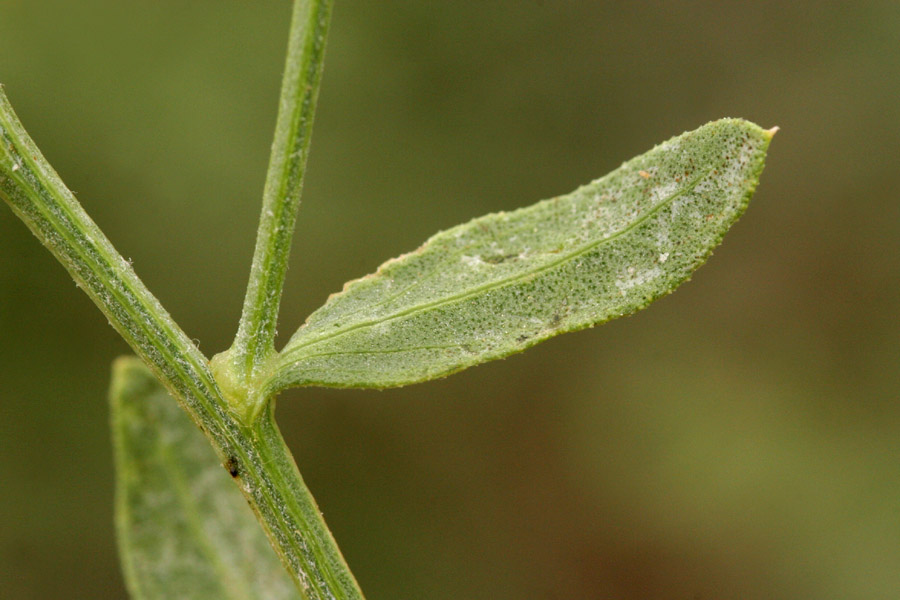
top-left (228, 0), bottom-right (333, 390)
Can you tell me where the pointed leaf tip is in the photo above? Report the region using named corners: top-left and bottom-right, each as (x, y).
top-left (265, 119), bottom-right (772, 393)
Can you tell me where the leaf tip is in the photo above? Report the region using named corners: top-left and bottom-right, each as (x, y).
top-left (764, 125), bottom-right (780, 139)
top-left (111, 354), bottom-right (142, 374)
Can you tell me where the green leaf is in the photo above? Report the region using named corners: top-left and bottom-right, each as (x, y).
top-left (110, 357), bottom-right (302, 600)
top-left (265, 119), bottom-right (773, 394)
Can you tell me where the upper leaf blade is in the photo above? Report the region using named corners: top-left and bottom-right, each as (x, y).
top-left (110, 357), bottom-right (303, 600)
top-left (267, 119), bottom-right (773, 393)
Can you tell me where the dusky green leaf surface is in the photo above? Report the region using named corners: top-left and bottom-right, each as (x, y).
top-left (266, 119), bottom-right (773, 394)
top-left (110, 357), bottom-right (302, 600)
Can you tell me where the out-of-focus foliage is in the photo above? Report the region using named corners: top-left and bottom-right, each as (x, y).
top-left (0, 2), bottom-right (897, 599)
top-left (110, 358), bottom-right (300, 600)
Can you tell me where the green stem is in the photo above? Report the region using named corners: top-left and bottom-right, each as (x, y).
top-left (0, 88), bottom-right (363, 599)
top-left (224, 0), bottom-right (333, 410)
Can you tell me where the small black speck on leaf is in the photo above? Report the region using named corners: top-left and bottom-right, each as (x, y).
top-left (225, 456), bottom-right (239, 478)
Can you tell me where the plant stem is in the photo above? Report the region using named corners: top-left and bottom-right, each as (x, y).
top-left (226, 0), bottom-right (333, 405)
top-left (0, 87), bottom-right (363, 599)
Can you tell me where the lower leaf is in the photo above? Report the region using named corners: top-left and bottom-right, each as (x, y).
top-left (110, 357), bottom-right (302, 600)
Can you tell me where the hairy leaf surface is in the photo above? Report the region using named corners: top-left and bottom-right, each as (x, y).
top-left (267, 119), bottom-right (772, 393)
top-left (110, 357), bottom-right (301, 600)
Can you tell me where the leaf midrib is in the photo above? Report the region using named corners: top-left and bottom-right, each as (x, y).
top-left (276, 169), bottom-right (709, 368)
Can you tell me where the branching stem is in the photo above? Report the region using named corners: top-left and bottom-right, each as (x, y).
top-left (0, 15), bottom-right (362, 595)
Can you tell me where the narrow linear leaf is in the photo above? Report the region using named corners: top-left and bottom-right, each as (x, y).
top-left (266, 119), bottom-right (773, 394)
top-left (110, 357), bottom-right (302, 600)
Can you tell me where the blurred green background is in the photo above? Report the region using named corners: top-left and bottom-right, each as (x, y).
top-left (1, 1), bottom-right (898, 598)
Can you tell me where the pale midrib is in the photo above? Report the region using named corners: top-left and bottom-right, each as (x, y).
top-left (276, 170), bottom-right (710, 371)
top-left (296, 343), bottom-right (468, 360)
top-left (308, 209), bottom-right (558, 330)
